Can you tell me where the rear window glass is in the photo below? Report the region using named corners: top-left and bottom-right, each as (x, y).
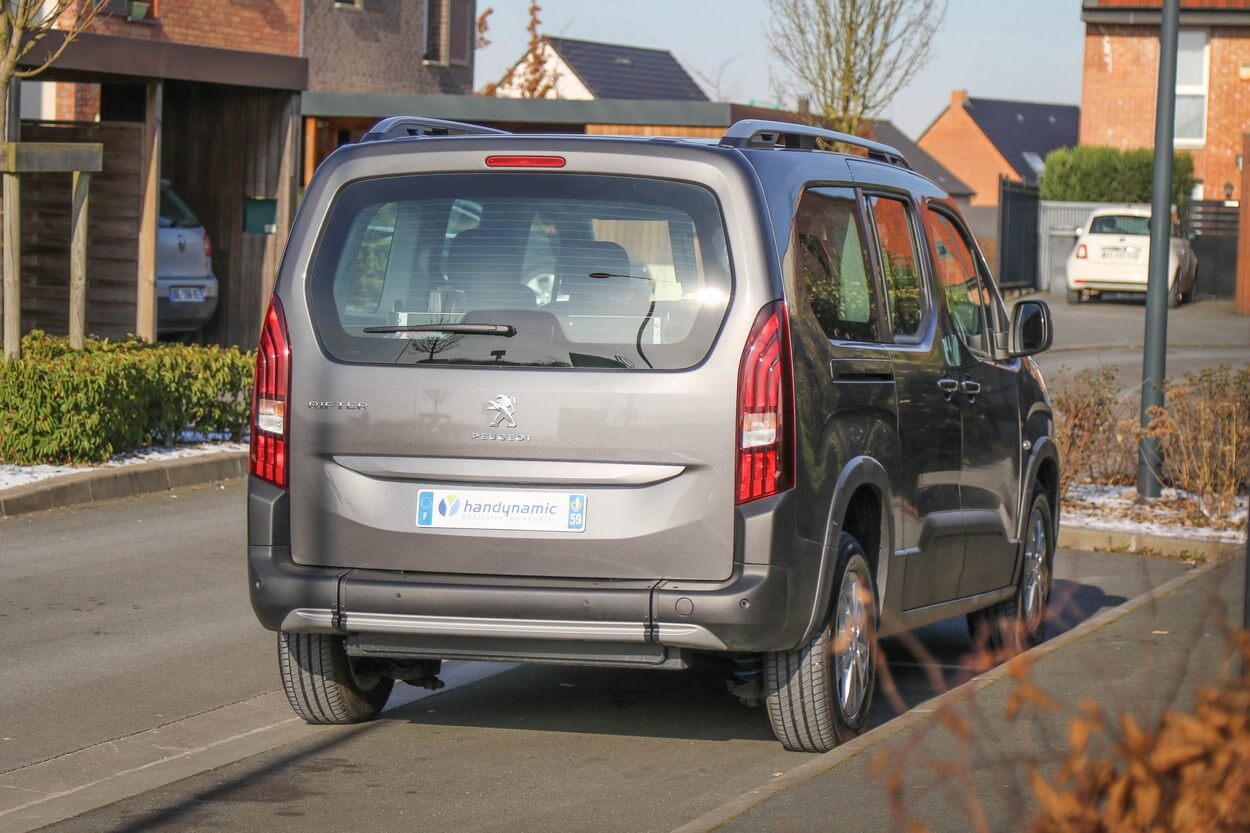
top-left (309, 173), bottom-right (733, 370)
top-left (1089, 215), bottom-right (1150, 236)
top-left (160, 186), bottom-right (200, 228)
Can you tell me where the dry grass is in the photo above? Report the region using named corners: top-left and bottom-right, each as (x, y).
top-left (1051, 364), bottom-right (1250, 525)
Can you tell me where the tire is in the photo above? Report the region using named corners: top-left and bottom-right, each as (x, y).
top-left (1066, 288), bottom-right (1082, 305)
top-left (1167, 277), bottom-right (1181, 309)
top-left (278, 632), bottom-right (394, 724)
top-left (967, 487), bottom-right (1054, 655)
top-left (765, 533), bottom-right (876, 752)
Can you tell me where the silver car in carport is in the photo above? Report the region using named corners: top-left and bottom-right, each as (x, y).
top-left (157, 182), bottom-right (218, 335)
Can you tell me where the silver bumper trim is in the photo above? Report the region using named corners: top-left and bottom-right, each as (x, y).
top-left (280, 608), bottom-right (725, 650)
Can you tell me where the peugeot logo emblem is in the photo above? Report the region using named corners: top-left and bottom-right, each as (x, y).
top-left (177, 234), bottom-right (187, 252)
top-left (485, 394), bottom-right (517, 429)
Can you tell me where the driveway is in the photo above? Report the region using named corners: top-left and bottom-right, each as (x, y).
top-left (1029, 293), bottom-right (1249, 382)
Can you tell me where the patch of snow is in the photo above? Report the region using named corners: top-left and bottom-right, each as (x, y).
top-left (1063, 483), bottom-right (1247, 544)
top-left (0, 442), bottom-right (247, 492)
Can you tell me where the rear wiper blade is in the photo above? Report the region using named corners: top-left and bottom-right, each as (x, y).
top-left (588, 272), bottom-right (653, 281)
top-left (362, 323), bottom-right (517, 336)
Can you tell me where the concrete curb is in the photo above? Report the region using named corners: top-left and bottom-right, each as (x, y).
top-left (1059, 524), bottom-right (1244, 561)
top-left (0, 452), bottom-right (247, 518)
top-left (668, 555), bottom-right (1232, 833)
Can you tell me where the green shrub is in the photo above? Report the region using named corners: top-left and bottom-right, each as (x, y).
top-left (0, 331), bottom-right (254, 466)
top-left (1040, 146), bottom-right (1196, 218)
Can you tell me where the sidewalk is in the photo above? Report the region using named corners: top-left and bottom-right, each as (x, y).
top-left (678, 554), bottom-right (1246, 833)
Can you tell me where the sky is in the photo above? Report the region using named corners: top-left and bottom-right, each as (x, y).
top-left (472, 0), bottom-right (1086, 140)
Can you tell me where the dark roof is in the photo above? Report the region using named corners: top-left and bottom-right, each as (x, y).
top-left (868, 120), bottom-right (975, 198)
top-left (544, 37), bottom-right (708, 102)
top-left (962, 97), bottom-right (1080, 184)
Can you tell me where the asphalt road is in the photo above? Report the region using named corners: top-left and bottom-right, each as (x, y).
top-left (1030, 294), bottom-right (1249, 382)
top-left (1, 482), bottom-right (1196, 832)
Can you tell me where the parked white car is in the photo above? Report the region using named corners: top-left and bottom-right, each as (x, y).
top-left (1065, 207), bottom-right (1198, 307)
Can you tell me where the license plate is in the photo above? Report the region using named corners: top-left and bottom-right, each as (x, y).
top-left (169, 287), bottom-right (206, 303)
top-left (417, 489), bottom-right (587, 533)
top-left (1101, 247), bottom-right (1138, 260)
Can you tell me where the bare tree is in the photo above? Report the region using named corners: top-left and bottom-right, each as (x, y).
top-left (478, 3), bottom-right (559, 99)
top-left (767, 0), bottom-right (947, 137)
top-left (0, 1), bottom-right (108, 139)
top-left (692, 57), bottom-right (742, 103)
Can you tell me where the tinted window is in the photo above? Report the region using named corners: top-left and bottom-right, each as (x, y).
top-left (309, 174), bottom-right (732, 370)
top-left (792, 189), bottom-right (878, 343)
top-left (867, 196), bottom-right (923, 338)
top-left (925, 209), bottom-right (989, 354)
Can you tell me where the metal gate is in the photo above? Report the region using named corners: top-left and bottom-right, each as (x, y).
top-left (997, 177), bottom-right (1039, 290)
top-left (1186, 200), bottom-right (1240, 298)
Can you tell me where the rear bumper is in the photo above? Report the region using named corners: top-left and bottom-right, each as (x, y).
top-left (248, 478), bottom-right (822, 658)
top-left (156, 275), bottom-right (219, 333)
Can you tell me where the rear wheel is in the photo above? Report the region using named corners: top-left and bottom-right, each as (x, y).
top-left (968, 488), bottom-right (1054, 654)
top-left (1066, 288), bottom-right (1083, 305)
top-left (278, 632), bottom-right (394, 724)
top-left (765, 533), bottom-right (876, 752)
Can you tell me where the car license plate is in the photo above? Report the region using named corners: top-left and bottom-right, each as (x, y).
top-left (417, 489), bottom-right (587, 533)
top-left (1101, 247), bottom-right (1138, 260)
top-left (169, 287), bottom-right (206, 303)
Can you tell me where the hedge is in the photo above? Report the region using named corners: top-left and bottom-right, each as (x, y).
top-left (1040, 146), bottom-right (1196, 217)
top-left (0, 331), bottom-right (254, 466)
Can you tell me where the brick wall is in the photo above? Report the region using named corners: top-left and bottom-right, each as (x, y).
top-left (87, 0), bottom-right (302, 56)
top-left (917, 92), bottom-right (1017, 208)
top-left (1081, 23), bottom-right (1250, 199)
top-left (303, 1), bottom-right (473, 95)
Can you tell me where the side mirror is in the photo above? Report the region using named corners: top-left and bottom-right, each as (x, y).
top-left (1009, 299), bottom-right (1052, 357)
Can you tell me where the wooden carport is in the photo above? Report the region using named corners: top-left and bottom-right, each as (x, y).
top-left (11, 32), bottom-right (307, 347)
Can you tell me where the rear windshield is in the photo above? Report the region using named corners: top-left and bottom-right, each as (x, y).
top-left (308, 173), bottom-right (733, 370)
top-left (160, 185), bottom-right (200, 228)
top-left (1089, 215), bottom-right (1149, 236)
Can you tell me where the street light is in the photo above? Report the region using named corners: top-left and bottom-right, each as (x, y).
top-left (1137, 0), bottom-right (1180, 499)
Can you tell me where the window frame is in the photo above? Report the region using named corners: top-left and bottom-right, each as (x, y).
top-left (791, 184), bottom-right (888, 346)
top-left (861, 189), bottom-right (934, 346)
top-left (1174, 28), bottom-right (1209, 149)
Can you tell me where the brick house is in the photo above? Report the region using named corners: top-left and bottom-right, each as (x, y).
top-left (1081, 0), bottom-right (1250, 201)
top-left (13, 0), bottom-right (307, 346)
top-left (301, 0), bottom-right (478, 183)
top-left (917, 91), bottom-right (1080, 208)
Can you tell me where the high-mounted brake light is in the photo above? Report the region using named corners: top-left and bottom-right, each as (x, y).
top-left (484, 155), bottom-right (566, 168)
top-left (736, 301), bottom-right (795, 505)
top-left (250, 296), bottom-right (290, 489)
top-left (1075, 243), bottom-right (1088, 259)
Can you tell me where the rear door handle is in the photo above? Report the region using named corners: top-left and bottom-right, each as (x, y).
top-left (937, 378), bottom-right (959, 399)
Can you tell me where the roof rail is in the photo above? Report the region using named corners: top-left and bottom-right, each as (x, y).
top-left (719, 119), bottom-right (910, 168)
top-left (359, 116), bottom-right (510, 143)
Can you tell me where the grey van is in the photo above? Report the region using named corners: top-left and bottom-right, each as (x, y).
top-left (247, 117), bottom-right (1059, 753)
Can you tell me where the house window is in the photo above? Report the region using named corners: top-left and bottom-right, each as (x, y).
top-left (424, 0), bottom-right (474, 66)
top-left (1175, 29), bottom-right (1208, 146)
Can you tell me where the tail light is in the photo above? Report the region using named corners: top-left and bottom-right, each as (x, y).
top-left (203, 231), bottom-right (213, 259)
top-left (1075, 243), bottom-right (1087, 259)
top-left (736, 301), bottom-right (794, 504)
top-left (250, 296), bottom-right (290, 489)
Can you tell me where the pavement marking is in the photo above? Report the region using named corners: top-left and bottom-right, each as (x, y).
top-left (0, 661), bottom-right (516, 833)
top-left (666, 556), bottom-right (1232, 833)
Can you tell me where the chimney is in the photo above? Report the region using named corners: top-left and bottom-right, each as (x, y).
top-left (951, 89), bottom-right (969, 109)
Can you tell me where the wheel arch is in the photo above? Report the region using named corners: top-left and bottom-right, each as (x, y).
top-left (801, 456), bottom-right (895, 644)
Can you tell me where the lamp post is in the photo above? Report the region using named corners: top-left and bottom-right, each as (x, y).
top-left (1137, 0), bottom-right (1181, 499)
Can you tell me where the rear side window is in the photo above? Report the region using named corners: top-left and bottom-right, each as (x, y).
top-left (309, 174), bottom-right (733, 370)
top-left (791, 188), bottom-right (878, 343)
top-left (866, 195), bottom-right (924, 338)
